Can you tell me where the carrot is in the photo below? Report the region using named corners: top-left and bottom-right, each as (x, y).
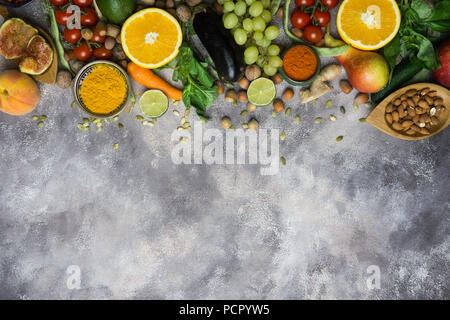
top-left (127, 62), bottom-right (183, 101)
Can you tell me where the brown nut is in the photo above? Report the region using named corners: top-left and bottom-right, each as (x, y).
top-left (392, 122), bottom-right (403, 131)
top-left (413, 115), bottom-right (420, 124)
top-left (427, 91), bottom-right (437, 97)
top-left (430, 116), bottom-right (439, 125)
top-left (386, 113), bottom-right (393, 124)
top-left (407, 107), bottom-right (416, 117)
top-left (394, 98), bottom-right (402, 106)
top-left (406, 129), bottom-right (416, 135)
top-left (392, 111), bottom-right (399, 122)
top-left (420, 87), bottom-right (430, 96)
top-left (420, 128), bottom-right (430, 135)
top-left (386, 103), bottom-right (394, 113)
top-left (401, 94), bottom-right (407, 101)
top-left (405, 89), bottom-right (417, 97)
top-left (355, 93), bottom-right (369, 105)
top-left (273, 99), bottom-right (285, 113)
top-left (433, 97), bottom-right (444, 106)
top-left (238, 77), bottom-right (250, 90)
top-left (237, 91), bottom-right (248, 103)
top-left (412, 95), bottom-right (420, 104)
top-left (401, 120), bottom-right (413, 129)
top-left (340, 80), bottom-right (353, 94)
top-left (411, 124), bottom-right (420, 132)
top-left (282, 88), bottom-right (295, 102)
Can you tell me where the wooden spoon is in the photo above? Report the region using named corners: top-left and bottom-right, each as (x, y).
top-left (367, 83), bottom-right (450, 141)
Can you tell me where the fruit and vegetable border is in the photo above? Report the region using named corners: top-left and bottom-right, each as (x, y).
top-left (0, 0), bottom-right (449, 154)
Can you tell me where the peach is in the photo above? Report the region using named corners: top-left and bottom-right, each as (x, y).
top-left (0, 69), bottom-right (40, 116)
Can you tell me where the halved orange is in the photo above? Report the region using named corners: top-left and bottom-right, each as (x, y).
top-left (121, 8), bottom-right (182, 69)
top-left (337, 0), bottom-right (401, 51)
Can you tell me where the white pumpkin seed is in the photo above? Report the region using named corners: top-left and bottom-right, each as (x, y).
top-left (173, 110), bottom-right (180, 116)
top-left (285, 108), bottom-right (291, 116)
top-left (330, 115), bottom-right (337, 121)
top-left (314, 117), bottom-right (323, 124)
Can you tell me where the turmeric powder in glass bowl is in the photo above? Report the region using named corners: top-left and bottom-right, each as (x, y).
top-left (279, 45), bottom-right (321, 87)
top-left (73, 61), bottom-right (131, 118)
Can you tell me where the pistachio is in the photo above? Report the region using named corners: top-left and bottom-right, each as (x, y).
top-left (340, 106), bottom-right (346, 114)
top-left (285, 107), bottom-right (291, 117)
top-left (295, 115), bottom-right (300, 123)
top-left (314, 117), bottom-right (323, 124)
top-left (336, 136), bottom-right (343, 142)
top-left (326, 100), bottom-right (333, 108)
top-left (240, 110), bottom-right (248, 117)
top-left (359, 118), bottom-right (367, 123)
top-left (71, 101), bottom-right (77, 108)
top-left (118, 123), bottom-right (124, 130)
top-left (32, 116), bottom-right (38, 121)
top-left (280, 133), bottom-right (286, 141)
top-left (173, 110), bottom-right (180, 116)
top-left (280, 156), bottom-right (286, 166)
top-left (330, 115), bottom-right (337, 122)
top-left (37, 121), bottom-right (44, 128)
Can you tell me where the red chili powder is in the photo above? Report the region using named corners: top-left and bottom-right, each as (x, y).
top-left (283, 45), bottom-right (318, 81)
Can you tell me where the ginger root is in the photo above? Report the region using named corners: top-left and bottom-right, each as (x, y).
top-left (300, 64), bottom-right (342, 103)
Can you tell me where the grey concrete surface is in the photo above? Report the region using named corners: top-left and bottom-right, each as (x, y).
top-left (0, 2), bottom-right (449, 300)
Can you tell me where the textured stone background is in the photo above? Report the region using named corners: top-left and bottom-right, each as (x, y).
top-left (0, 1), bottom-right (449, 300)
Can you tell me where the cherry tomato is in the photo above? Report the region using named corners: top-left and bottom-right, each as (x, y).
top-left (295, 0), bottom-right (315, 7)
top-left (74, 40), bottom-right (93, 61)
top-left (321, 0), bottom-right (339, 9)
top-left (73, 0), bottom-right (93, 6)
top-left (64, 28), bottom-right (82, 44)
top-left (81, 8), bottom-right (98, 27)
top-left (314, 10), bottom-right (331, 27)
top-left (55, 9), bottom-right (72, 26)
top-left (304, 25), bottom-right (324, 43)
top-left (50, 0), bottom-right (69, 5)
top-left (291, 9), bottom-right (311, 29)
top-left (91, 30), bottom-right (105, 44)
top-left (94, 46), bottom-right (112, 60)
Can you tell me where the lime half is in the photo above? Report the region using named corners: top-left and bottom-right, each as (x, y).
top-left (139, 90), bottom-right (168, 118)
top-left (247, 78), bottom-right (276, 106)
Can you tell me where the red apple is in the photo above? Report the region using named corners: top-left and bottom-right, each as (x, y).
top-left (432, 38), bottom-right (450, 88)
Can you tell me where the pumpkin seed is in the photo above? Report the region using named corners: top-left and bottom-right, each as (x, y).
top-left (105, 119), bottom-right (110, 124)
top-left (37, 121), bottom-right (44, 128)
top-left (365, 103), bottom-right (372, 108)
top-left (83, 118), bottom-right (89, 125)
top-left (180, 117), bottom-right (186, 125)
top-left (97, 127), bottom-right (102, 133)
top-left (359, 118), bottom-right (367, 123)
top-left (272, 110), bottom-right (277, 118)
top-left (330, 115), bottom-right (337, 121)
top-left (146, 121), bottom-right (154, 127)
top-left (173, 110), bottom-right (180, 116)
top-left (185, 126), bottom-right (191, 130)
top-left (177, 126), bottom-right (184, 131)
top-left (280, 156), bottom-right (286, 165)
top-left (112, 116), bottom-right (119, 122)
top-left (280, 133), bottom-right (286, 141)
top-left (242, 123), bottom-right (248, 129)
top-left (336, 136), bottom-right (344, 142)
top-left (118, 123), bottom-right (124, 130)
top-left (39, 115), bottom-right (47, 121)
top-left (32, 116), bottom-right (38, 121)
top-left (229, 125), bottom-right (235, 130)
top-left (173, 100), bottom-right (180, 106)
top-left (340, 106), bottom-right (346, 114)
top-left (200, 118), bottom-right (207, 124)
top-left (314, 117), bottom-right (323, 124)
top-left (353, 104), bottom-right (359, 111)
top-left (96, 122), bottom-right (102, 128)
top-left (183, 122), bottom-right (190, 128)
top-left (179, 137), bottom-right (188, 143)
top-left (136, 115), bottom-right (144, 121)
top-left (71, 101), bottom-right (77, 108)
top-left (240, 110), bottom-right (248, 117)
top-left (285, 107), bottom-right (291, 116)
top-left (113, 143), bottom-right (118, 150)
top-left (326, 100), bottom-right (332, 108)
top-left (295, 115), bottom-right (300, 123)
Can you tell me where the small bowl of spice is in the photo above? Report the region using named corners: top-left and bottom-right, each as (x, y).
top-left (73, 61), bottom-right (131, 118)
top-left (279, 44), bottom-right (321, 87)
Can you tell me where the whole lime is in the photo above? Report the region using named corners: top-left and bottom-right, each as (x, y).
top-left (96, 0), bottom-right (137, 25)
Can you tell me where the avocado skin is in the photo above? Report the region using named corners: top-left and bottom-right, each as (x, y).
top-left (96, 0), bottom-right (137, 25)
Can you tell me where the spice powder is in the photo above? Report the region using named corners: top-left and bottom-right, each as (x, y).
top-left (283, 45), bottom-right (318, 82)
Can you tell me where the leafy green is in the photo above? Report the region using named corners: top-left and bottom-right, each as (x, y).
top-left (176, 44), bottom-right (218, 119)
top-left (424, 1), bottom-right (450, 32)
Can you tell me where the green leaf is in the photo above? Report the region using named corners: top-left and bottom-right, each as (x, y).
top-left (411, 0), bottom-right (432, 19)
top-left (424, 0), bottom-right (450, 32)
top-left (384, 35), bottom-right (401, 82)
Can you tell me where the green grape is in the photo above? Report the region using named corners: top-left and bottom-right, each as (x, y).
top-left (243, 18), bottom-right (253, 32)
top-left (269, 55), bottom-right (283, 68)
top-left (234, 1), bottom-right (247, 16)
top-left (249, 1), bottom-right (263, 17)
top-left (256, 55), bottom-right (266, 67)
top-left (261, 0), bottom-right (271, 8)
top-left (252, 16), bottom-right (266, 31)
top-left (234, 28), bottom-right (247, 45)
top-left (217, 0), bottom-right (225, 4)
top-left (256, 37), bottom-right (271, 48)
top-left (244, 46), bottom-right (259, 65)
top-left (264, 64), bottom-right (277, 76)
top-left (253, 31), bottom-right (264, 41)
top-left (223, 1), bottom-right (235, 13)
top-left (223, 13), bottom-right (238, 29)
top-left (260, 9), bottom-right (272, 23)
top-left (264, 25), bottom-right (280, 41)
top-left (245, 0), bottom-right (255, 6)
top-left (267, 44), bottom-right (280, 56)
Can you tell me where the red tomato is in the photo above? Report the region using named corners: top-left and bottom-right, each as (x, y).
top-left (81, 8), bottom-right (98, 27)
top-left (64, 28), bottom-right (81, 44)
top-left (94, 46), bottom-right (112, 60)
top-left (291, 9), bottom-right (311, 29)
top-left (74, 41), bottom-right (93, 61)
top-left (321, 0), bottom-right (339, 9)
top-left (55, 9), bottom-right (72, 26)
top-left (304, 25), bottom-right (324, 43)
top-left (73, 0), bottom-right (93, 6)
top-left (295, 0), bottom-right (315, 7)
top-left (50, 0), bottom-right (69, 5)
top-left (91, 30), bottom-right (105, 44)
top-left (314, 10), bottom-right (331, 27)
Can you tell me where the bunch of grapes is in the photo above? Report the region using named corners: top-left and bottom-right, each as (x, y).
top-left (219, 0), bottom-right (283, 76)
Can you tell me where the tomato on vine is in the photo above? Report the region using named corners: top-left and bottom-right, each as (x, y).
top-left (94, 46), bottom-right (112, 60)
top-left (74, 40), bottom-right (93, 61)
top-left (91, 29), bottom-right (106, 44)
top-left (321, 0), bottom-right (339, 9)
top-left (291, 9), bottom-right (311, 29)
top-left (50, 0), bottom-right (69, 5)
top-left (55, 9), bottom-right (72, 26)
top-left (304, 25), bottom-right (323, 43)
top-left (81, 8), bottom-right (98, 27)
top-left (64, 28), bottom-right (81, 44)
top-left (73, 0), bottom-right (93, 6)
top-left (313, 10), bottom-right (331, 27)
top-left (295, 0), bottom-right (315, 6)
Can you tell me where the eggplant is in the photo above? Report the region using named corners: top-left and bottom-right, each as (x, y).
top-left (193, 9), bottom-right (244, 83)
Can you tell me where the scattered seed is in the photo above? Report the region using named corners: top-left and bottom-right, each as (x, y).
top-left (180, 117), bottom-right (186, 125)
top-left (183, 122), bottom-right (190, 128)
top-left (173, 100), bottom-right (180, 106)
top-left (365, 103), bottom-right (372, 108)
top-left (336, 136), bottom-right (344, 142)
top-left (173, 110), bottom-right (180, 116)
top-left (71, 101), bottom-right (77, 108)
top-left (295, 115), bottom-right (300, 123)
top-left (272, 110), bottom-right (277, 118)
top-left (184, 108), bottom-right (190, 118)
top-left (185, 126), bottom-right (191, 130)
top-left (340, 106), bottom-right (346, 114)
top-left (113, 143), bottom-right (118, 150)
top-left (242, 123), bottom-right (248, 129)
top-left (32, 116), bottom-right (38, 121)
top-left (200, 118), bottom-right (207, 124)
top-left (97, 127), bottom-right (102, 132)
top-left (353, 104), bottom-right (359, 111)
top-left (39, 115), bottom-right (47, 121)
top-left (136, 115), bottom-right (144, 121)
top-left (77, 124), bottom-right (84, 130)
top-left (359, 118), bottom-right (367, 123)
top-left (280, 133), bottom-right (286, 141)
top-left (37, 121), bottom-right (44, 128)
top-left (248, 103), bottom-right (257, 112)
top-left (330, 115), bottom-right (337, 121)
top-left (146, 121), bottom-right (154, 127)
top-left (112, 116), bottom-right (119, 122)
top-left (326, 100), bottom-right (333, 108)
top-left (118, 123), bottom-right (124, 130)
top-left (280, 156), bottom-right (286, 166)
top-left (179, 137), bottom-right (188, 143)
top-left (229, 125), bottom-right (235, 130)
top-left (96, 122), bottom-right (102, 128)
top-left (240, 110), bottom-right (248, 117)
top-left (285, 107), bottom-right (291, 117)
top-left (105, 119), bottom-right (110, 124)
top-left (314, 117), bottom-right (323, 124)
top-left (177, 126), bottom-right (184, 131)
